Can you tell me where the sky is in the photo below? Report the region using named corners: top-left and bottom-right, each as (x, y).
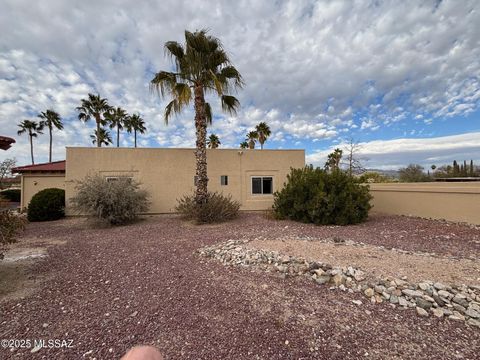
top-left (0, 0), bottom-right (479, 170)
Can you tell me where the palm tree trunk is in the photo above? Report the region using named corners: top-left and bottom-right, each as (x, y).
top-left (95, 116), bottom-right (101, 148)
top-left (29, 134), bottom-right (34, 165)
top-left (117, 126), bottom-right (120, 147)
top-left (49, 127), bottom-right (52, 162)
top-left (134, 130), bottom-right (137, 148)
top-left (194, 85), bottom-right (208, 204)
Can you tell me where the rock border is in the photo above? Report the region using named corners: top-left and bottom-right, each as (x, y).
top-left (197, 239), bottom-right (480, 329)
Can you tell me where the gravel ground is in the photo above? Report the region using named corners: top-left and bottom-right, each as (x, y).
top-left (1, 213), bottom-right (479, 359)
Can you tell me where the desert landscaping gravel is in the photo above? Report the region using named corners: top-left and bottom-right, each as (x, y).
top-left (0, 213), bottom-right (479, 359)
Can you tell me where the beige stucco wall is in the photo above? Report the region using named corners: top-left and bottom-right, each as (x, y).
top-left (369, 182), bottom-right (480, 224)
top-left (65, 147), bottom-right (305, 214)
top-left (20, 174), bottom-right (66, 209)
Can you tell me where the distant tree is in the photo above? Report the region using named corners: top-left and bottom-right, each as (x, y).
top-left (124, 113), bottom-right (147, 148)
top-left (358, 171), bottom-right (394, 183)
top-left (17, 120), bottom-right (43, 164)
top-left (325, 148), bottom-right (343, 172)
top-left (398, 164), bottom-right (430, 182)
top-left (342, 139), bottom-right (365, 176)
top-left (207, 134), bottom-right (221, 149)
top-left (90, 128), bottom-right (112, 147)
top-left (38, 109), bottom-right (63, 162)
top-left (453, 160), bottom-right (459, 176)
top-left (0, 158), bottom-right (16, 189)
top-left (105, 107), bottom-right (128, 147)
top-left (239, 141), bottom-right (248, 149)
top-left (77, 93), bottom-right (112, 147)
top-left (246, 131), bottom-right (258, 149)
top-left (470, 160), bottom-right (474, 176)
top-left (255, 122), bottom-right (271, 149)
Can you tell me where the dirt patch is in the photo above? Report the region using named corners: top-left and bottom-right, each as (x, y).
top-left (0, 228), bottom-right (66, 303)
top-left (247, 238), bottom-right (480, 286)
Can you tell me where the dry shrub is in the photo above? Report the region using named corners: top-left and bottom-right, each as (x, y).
top-left (176, 192), bottom-right (240, 224)
top-left (1, 210), bottom-right (27, 259)
top-left (70, 174), bottom-right (149, 225)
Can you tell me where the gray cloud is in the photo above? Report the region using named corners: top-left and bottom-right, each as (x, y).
top-left (1, 0), bottom-right (479, 165)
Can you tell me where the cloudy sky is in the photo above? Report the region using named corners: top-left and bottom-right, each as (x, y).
top-left (1, 0), bottom-right (479, 169)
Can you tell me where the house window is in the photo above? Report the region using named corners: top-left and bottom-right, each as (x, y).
top-left (221, 175), bottom-right (228, 186)
top-left (252, 177), bottom-right (273, 195)
top-left (105, 176), bottom-right (133, 183)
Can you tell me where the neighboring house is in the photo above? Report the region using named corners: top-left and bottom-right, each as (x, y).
top-left (14, 148), bottom-right (305, 213)
top-left (0, 136), bottom-right (15, 150)
top-left (0, 175), bottom-right (21, 189)
top-left (12, 161), bottom-right (66, 209)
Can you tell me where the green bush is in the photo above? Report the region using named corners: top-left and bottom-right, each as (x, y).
top-left (0, 189), bottom-right (21, 202)
top-left (27, 188), bottom-right (65, 222)
top-left (70, 175), bottom-right (149, 225)
top-left (273, 166), bottom-right (372, 225)
top-left (176, 192), bottom-right (240, 224)
top-left (1, 209), bottom-right (27, 244)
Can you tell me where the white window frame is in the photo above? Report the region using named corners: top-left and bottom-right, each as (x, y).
top-left (251, 176), bottom-right (274, 195)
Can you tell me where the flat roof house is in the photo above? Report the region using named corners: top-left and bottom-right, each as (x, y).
top-left (14, 147), bottom-right (305, 213)
top-left (66, 147), bottom-right (305, 214)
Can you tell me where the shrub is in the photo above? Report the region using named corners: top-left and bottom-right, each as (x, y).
top-left (273, 166), bottom-right (372, 225)
top-left (176, 192), bottom-right (240, 224)
top-left (28, 188), bottom-right (65, 222)
top-left (70, 175), bottom-right (149, 225)
top-left (0, 189), bottom-right (21, 202)
top-left (1, 210), bottom-right (28, 258)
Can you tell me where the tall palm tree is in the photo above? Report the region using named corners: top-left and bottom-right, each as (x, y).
top-left (255, 122), bottom-right (271, 149)
top-left (150, 30), bottom-right (243, 204)
top-left (17, 120), bottom-right (43, 164)
top-left (207, 134), bottom-right (221, 149)
top-left (239, 141), bottom-right (248, 149)
top-left (38, 109), bottom-right (63, 162)
top-left (125, 113), bottom-right (147, 148)
top-left (246, 131), bottom-right (258, 149)
top-left (90, 128), bottom-right (112, 147)
top-left (76, 93), bottom-right (111, 147)
top-left (105, 107), bottom-right (128, 147)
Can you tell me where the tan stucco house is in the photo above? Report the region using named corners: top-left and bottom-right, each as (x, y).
top-left (15, 147), bottom-right (305, 213)
top-left (13, 160), bottom-right (66, 209)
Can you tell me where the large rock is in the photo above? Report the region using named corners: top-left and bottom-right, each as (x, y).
top-left (452, 294), bottom-right (470, 308)
top-left (416, 298), bottom-right (433, 310)
top-left (402, 289), bottom-right (423, 298)
top-left (465, 308), bottom-right (480, 319)
top-left (364, 288), bottom-right (375, 298)
top-left (437, 290), bottom-right (452, 299)
top-left (432, 308), bottom-right (444, 318)
top-left (432, 295), bottom-right (446, 307)
top-left (416, 307), bottom-right (429, 317)
top-left (316, 275), bottom-right (331, 285)
top-left (331, 274), bottom-right (345, 286)
top-left (398, 297), bottom-right (409, 307)
top-left (467, 318), bottom-right (480, 328)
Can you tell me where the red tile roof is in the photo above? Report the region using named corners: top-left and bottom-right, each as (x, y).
top-left (0, 136), bottom-right (15, 150)
top-left (12, 160), bottom-right (66, 173)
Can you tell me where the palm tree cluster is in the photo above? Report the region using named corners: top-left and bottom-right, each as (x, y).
top-left (240, 122), bottom-right (271, 149)
top-left (17, 95), bottom-right (147, 165)
top-left (77, 93), bottom-right (146, 148)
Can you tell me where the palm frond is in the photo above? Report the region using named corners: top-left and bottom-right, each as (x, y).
top-left (204, 102), bottom-right (212, 125)
top-left (150, 71), bottom-right (178, 97)
top-left (221, 95), bottom-right (240, 115)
